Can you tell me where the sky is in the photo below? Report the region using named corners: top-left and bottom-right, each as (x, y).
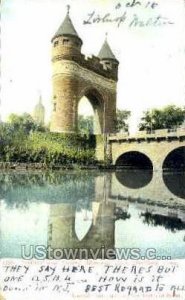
top-left (1, 0), bottom-right (185, 132)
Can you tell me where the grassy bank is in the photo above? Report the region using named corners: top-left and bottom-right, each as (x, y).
top-left (0, 131), bottom-right (99, 167)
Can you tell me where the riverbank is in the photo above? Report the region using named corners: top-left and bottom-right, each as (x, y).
top-left (0, 131), bottom-right (104, 167)
top-left (0, 161), bottom-right (115, 171)
top-left (0, 162), bottom-right (183, 171)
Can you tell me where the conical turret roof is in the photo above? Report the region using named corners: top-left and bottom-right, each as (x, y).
top-left (98, 38), bottom-right (118, 61)
top-left (52, 8), bottom-right (82, 42)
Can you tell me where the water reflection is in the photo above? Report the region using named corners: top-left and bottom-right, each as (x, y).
top-left (114, 207), bottom-right (131, 221)
top-left (0, 171), bottom-right (96, 208)
top-left (140, 211), bottom-right (185, 233)
top-left (0, 171), bottom-right (185, 259)
top-left (115, 170), bottom-right (153, 189)
top-left (47, 201), bottom-right (115, 259)
top-left (163, 171), bottom-right (185, 199)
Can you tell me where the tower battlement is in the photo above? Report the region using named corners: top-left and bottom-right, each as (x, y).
top-left (52, 49), bottom-right (118, 81)
top-left (83, 54), bottom-right (118, 81)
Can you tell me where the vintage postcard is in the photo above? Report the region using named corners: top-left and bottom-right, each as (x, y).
top-left (0, 0), bottom-right (185, 299)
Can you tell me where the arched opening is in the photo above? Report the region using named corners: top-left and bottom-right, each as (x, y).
top-left (78, 97), bottom-right (94, 134)
top-left (163, 147), bottom-right (185, 199)
top-left (115, 152), bottom-right (153, 189)
top-left (78, 90), bottom-right (103, 134)
top-left (116, 151), bottom-right (153, 170)
top-left (75, 209), bottom-right (93, 241)
top-left (163, 147), bottom-right (185, 170)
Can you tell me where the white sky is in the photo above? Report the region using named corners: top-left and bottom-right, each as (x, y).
top-left (1, 0), bottom-right (185, 132)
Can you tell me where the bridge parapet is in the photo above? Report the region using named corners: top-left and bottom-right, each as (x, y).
top-left (108, 128), bottom-right (185, 142)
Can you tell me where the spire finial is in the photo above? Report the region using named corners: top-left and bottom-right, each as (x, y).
top-left (67, 4), bottom-right (70, 15)
top-left (105, 32), bottom-right (108, 40)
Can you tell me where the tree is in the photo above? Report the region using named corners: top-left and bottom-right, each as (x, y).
top-left (0, 122), bottom-right (15, 145)
top-left (78, 110), bottom-right (131, 134)
top-left (7, 113), bottom-right (46, 134)
top-left (139, 105), bottom-right (185, 131)
top-left (115, 109), bottom-right (131, 133)
top-left (78, 115), bottom-right (93, 134)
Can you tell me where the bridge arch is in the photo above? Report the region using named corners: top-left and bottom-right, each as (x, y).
top-left (115, 151), bottom-right (153, 170)
top-left (163, 146), bottom-right (185, 170)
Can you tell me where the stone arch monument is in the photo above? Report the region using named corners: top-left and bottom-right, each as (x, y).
top-left (50, 7), bottom-right (119, 134)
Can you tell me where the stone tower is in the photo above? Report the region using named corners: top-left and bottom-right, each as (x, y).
top-left (50, 7), bottom-right (119, 134)
top-left (32, 94), bottom-right (45, 125)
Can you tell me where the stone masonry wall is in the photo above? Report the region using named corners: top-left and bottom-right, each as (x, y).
top-left (50, 59), bottom-right (117, 134)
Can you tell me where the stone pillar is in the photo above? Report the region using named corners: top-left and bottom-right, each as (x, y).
top-left (104, 92), bottom-right (117, 134)
top-left (51, 76), bottom-right (79, 133)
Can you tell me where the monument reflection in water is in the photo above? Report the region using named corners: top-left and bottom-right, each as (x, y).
top-left (0, 169), bottom-right (185, 259)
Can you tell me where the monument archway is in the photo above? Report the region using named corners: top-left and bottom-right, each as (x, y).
top-left (50, 9), bottom-right (119, 134)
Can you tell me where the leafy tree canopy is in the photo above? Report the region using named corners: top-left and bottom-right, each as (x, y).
top-left (139, 105), bottom-right (185, 131)
top-left (7, 113), bottom-right (46, 134)
top-left (116, 109), bottom-right (131, 133)
top-left (78, 110), bottom-right (131, 134)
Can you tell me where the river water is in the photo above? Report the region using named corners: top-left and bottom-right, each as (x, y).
top-left (0, 170), bottom-right (185, 259)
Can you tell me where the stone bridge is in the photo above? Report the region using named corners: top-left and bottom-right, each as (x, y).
top-left (105, 128), bottom-right (185, 171)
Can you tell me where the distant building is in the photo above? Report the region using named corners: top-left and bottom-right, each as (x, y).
top-left (32, 95), bottom-right (45, 125)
